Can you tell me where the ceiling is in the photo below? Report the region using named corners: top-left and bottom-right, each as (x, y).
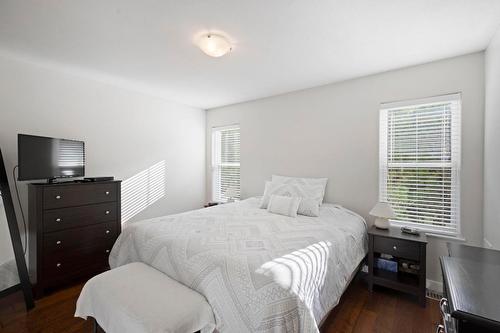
top-left (1, 0), bottom-right (500, 109)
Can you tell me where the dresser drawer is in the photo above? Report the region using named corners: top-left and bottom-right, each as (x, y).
top-left (43, 183), bottom-right (118, 209)
top-left (43, 202), bottom-right (117, 232)
top-left (43, 221), bottom-right (118, 255)
top-left (373, 237), bottom-right (420, 260)
top-left (42, 243), bottom-right (111, 281)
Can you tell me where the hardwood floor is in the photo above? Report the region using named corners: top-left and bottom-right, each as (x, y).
top-left (0, 277), bottom-right (440, 333)
top-left (320, 278), bottom-right (441, 333)
top-left (0, 283), bottom-right (91, 333)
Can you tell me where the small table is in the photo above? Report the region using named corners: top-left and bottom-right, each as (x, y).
top-left (367, 226), bottom-right (427, 306)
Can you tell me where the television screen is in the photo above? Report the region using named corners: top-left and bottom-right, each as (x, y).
top-left (18, 134), bottom-right (85, 181)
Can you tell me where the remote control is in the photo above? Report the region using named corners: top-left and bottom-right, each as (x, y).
top-left (401, 226), bottom-right (421, 236)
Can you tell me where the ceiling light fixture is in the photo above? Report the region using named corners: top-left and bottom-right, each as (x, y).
top-left (197, 34), bottom-right (232, 58)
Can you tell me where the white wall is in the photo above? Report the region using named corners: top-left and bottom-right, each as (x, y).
top-left (484, 29), bottom-right (500, 249)
top-left (0, 201), bottom-right (18, 291)
top-left (206, 52), bottom-right (485, 283)
top-left (0, 200), bottom-right (14, 265)
top-left (0, 54), bottom-right (206, 260)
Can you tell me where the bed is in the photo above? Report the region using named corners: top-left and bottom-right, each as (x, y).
top-left (109, 197), bottom-right (368, 333)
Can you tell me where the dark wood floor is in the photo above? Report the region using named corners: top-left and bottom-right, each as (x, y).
top-left (321, 278), bottom-right (440, 333)
top-left (0, 277), bottom-right (440, 333)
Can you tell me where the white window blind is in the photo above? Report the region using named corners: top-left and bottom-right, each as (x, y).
top-left (379, 94), bottom-right (461, 236)
top-left (212, 125), bottom-right (240, 202)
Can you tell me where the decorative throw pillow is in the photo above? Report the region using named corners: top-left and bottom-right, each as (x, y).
top-left (267, 195), bottom-right (302, 218)
top-left (260, 181), bottom-right (323, 217)
top-left (271, 175), bottom-right (328, 205)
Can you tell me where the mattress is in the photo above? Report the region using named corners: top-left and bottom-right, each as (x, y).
top-left (109, 197), bottom-right (368, 333)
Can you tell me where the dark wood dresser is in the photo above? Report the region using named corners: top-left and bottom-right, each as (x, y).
top-left (439, 244), bottom-right (500, 333)
top-left (28, 181), bottom-right (121, 297)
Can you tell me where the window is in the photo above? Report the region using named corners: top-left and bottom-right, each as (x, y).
top-left (212, 125), bottom-right (240, 202)
top-left (379, 94), bottom-right (461, 236)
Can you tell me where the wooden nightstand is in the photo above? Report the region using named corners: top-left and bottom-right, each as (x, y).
top-left (367, 226), bottom-right (427, 307)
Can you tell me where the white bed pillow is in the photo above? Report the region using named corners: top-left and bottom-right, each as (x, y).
top-left (271, 175), bottom-right (328, 205)
top-left (260, 181), bottom-right (322, 217)
top-left (267, 195), bottom-right (302, 218)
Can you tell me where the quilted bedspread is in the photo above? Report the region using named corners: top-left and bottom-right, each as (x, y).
top-left (109, 197), bottom-right (367, 333)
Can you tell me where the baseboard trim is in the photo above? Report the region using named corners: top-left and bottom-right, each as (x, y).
top-left (484, 238), bottom-right (494, 249)
top-left (426, 279), bottom-right (443, 294)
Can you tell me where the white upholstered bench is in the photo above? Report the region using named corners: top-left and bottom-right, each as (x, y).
top-left (75, 262), bottom-right (215, 333)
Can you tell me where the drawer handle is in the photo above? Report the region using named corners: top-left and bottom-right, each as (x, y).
top-left (105, 230), bottom-right (110, 234)
top-left (105, 249), bottom-right (110, 253)
top-left (105, 210), bottom-right (110, 215)
top-left (56, 218), bottom-right (62, 222)
top-left (56, 240), bottom-right (62, 245)
top-left (55, 195), bottom-right (61, 200)
top-left (393, 245), bottom-right (397, 251)
top-left (56, 263), bottom-right (62, 268)
top-left (105, 191), bottom-right (110, 195)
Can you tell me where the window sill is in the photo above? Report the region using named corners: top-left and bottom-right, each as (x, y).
top-left (389, 221), bottom-right (464, 242)
top-left (425, 233), bottom-right (466, 242)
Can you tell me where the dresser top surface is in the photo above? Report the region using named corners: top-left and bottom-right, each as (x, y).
top-left (368, 225), bottom-right (427, 243)
top-left (441, 244), bottom-right (500, 325)
top-left (28, 180), bottom-right (121, 188)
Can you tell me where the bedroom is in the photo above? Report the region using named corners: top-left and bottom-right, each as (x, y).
top-left (0, 0), bottom-right (499, 332)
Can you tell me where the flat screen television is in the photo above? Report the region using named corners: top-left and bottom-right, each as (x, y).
top-left (18, 134), bottom-right (85, 182)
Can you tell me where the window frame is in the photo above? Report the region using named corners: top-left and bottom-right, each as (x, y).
top-left (379, 93), bottom-right (462, 237)
top-left (211, 124), bottom-right (241, 203)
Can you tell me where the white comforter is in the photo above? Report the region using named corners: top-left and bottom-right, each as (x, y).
top-left (109, 198), bottom-right (367, 333)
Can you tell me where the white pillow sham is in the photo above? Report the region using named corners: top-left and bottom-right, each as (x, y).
top-left (271, 175), bottom-right (328, 205)
top-left (267, 195), bottom-right (302, 218)
top-left (260, 181), bottom-right (323, 217)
